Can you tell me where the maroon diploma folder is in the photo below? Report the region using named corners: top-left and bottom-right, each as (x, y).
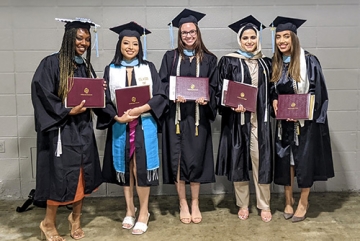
top-left (65, 77), bottom-right (105, 108)
top-left (175, 76), bottom-right (209, 101)
top-left (115, 85), bottom-right (151, 115)
top-left (276, 94), bottom-right (315, 120)
top-left (224, 80), bottom-right (257, 112)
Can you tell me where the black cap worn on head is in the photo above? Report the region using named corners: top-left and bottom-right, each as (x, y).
top-left (110, 21), bottom-right (151, 38)
top-left (271, 16), bottom-right (306, 34)
top-left (228, 15), bottom-right (266, 34)
top-left (169, 8), bottom-right (205, 28)
top-left (55, 17), bottom-right (99, 31)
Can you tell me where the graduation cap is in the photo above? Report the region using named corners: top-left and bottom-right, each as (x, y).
top-left (169, 8), bottom-right (206, 28)
top-left (110, 21), bottom-right (151, 60)
top-left (228, 15), bottom-right (266, 34)
top-left (271, 16), bottom-right (306, 34)
top-left (55, 17), bottom-right (100, 31)
top-left (56, 17), bottom-right (101, 57)
top-left (110, 21), bottom-right (151, 38)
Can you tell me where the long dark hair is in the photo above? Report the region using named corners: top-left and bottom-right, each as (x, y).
top-left (111, 35), bottom-right (147, 66)
top-left (177, 23), bottom-right (214, 62)
top-left (58, 28), bottom-right (92, 101)
top-left (271, 31), bottom-right (301, 83)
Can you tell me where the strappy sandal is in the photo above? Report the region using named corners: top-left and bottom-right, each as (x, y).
top-left (261, 209), bottom-right (272, 223)
top-left (40, 221), bottom-right (66, 241)
top-left (238, 208), bottom-right (249, 220)
top-left (68, 212), bottom-right (85, 240)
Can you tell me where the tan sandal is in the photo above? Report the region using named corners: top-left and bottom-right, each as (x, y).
top-left (179, 206), bottom-right (191, 224)
top-left (238, 208), bottom-right (249, 220)
top-left (68, 212), bottom-right (85, 240)
top-left (39, 221), bottom-right (66, 241)
top-left (261, 209), bottom-right (272, 223)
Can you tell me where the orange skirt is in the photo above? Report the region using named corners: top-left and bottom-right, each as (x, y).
top-left (47, 169), bottom-right (86, 206)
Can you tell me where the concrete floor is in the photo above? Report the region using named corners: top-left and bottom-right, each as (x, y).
top-left (0, 192), bottom-right (359, 241)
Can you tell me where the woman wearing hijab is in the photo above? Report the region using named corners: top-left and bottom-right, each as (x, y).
top-left (31, 18), bottom-right (103, 240)
top-left (216, 15), bottom-right (273, 222)
top-left (270, 16), bottom-right (334, 222)
top-left (159, 9), bottom-right (217, 224)
top-left (97, 21), bottom-right (167, 235)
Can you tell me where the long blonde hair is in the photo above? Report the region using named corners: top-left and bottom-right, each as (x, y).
top-left (271, 31), bottom-right (301, 82)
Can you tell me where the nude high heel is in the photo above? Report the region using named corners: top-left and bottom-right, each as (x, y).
top-left (68, 212), bottom-right (85, 240)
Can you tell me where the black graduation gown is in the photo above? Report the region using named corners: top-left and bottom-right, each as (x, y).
top-left (96, 61), bottom-right (167, 186)
top-left (31, 53), bottom-right (103, 202)
top-left (215, 55), bottom-right (273, 184)
top-left (271, 51), bottom-right (334, 188)
top-left (159, 50), bottom-right (217, 184)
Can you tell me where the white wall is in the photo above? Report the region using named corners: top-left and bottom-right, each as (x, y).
top-left (0, 0), bottom-right (359, 199)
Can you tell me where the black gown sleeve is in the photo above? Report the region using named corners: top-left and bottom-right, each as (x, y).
top-left (146, 61), bottom-right (168, 120)
top-left (306, 53), bottom-right (329, 124)
top-left (159, 50), bottom-right (176, 99)
top-left (94, 65), bottom-right (117, 130)
top-left (204, 54), bottom-right (218, 121)
top-left (31, 55), bottom-right (70, 132)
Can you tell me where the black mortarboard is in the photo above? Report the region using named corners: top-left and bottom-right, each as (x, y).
top-left (55, 17), bottom-right (99, 31)
top-left (169, 8), bottom-right (206, 28)
top-left (271, 16), bottom-right (306, 34)
top-left (110, 21), bottom-right (151, 38)
top-left (228, 15), bottom-right (266, 34)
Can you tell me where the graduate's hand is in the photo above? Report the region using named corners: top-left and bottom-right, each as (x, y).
top-left (286, 118), bottom-right (297, 122)
top-left (128, 104), bottom-right (151, 117)
top-left (272, 100), bottom-right (278, 116)
top-left (114, 110), bottom-right (139, 123)
top-left (69, 100), bottom-right (87, 115)
top-left (195, 97), bottom-right (207, 105)
top-left (232, 104), bottom-right (246, 113)
top-left (103, 80), bottom-right (107, 91)
top-left (175, 96), bottom-right (186, 103)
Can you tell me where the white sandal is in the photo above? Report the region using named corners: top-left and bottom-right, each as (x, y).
top-left (132, 213), bottom-right (150, 235)
top-left (122, 207), bottom-right (137, 229)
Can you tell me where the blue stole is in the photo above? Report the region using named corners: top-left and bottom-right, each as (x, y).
top-left (283, 55), bottom-right (291, 63)
top-left (183, 49), bottom-right (195, 56)
top-left (111, 61), bottom-right (159, 183)
top-left (236, 49), bottom-right (254, 59)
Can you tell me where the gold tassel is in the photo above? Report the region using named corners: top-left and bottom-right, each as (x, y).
top-left (296, 123), bottom-right (300, 135)
top-left (176, 123), bottom-right (180, 134)
top-left (195, 125), bottom-right (198, 136)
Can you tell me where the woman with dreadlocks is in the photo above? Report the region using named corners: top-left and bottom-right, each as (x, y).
top-left (31, 18), bottom-right (103, 241)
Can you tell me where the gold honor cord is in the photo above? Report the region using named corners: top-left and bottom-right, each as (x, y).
top-left (175, 54), bottom-right (200, 136)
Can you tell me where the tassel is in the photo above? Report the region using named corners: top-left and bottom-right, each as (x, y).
top-left (271, 23), bottom-right (275, 54)
top-left (169, 23), bottom-right (174, 49)
top-left (195, 103), bottom-right (200, 136)
top-left (143, 27), bottom-right (147, 60)
top-left (55, 128), bottom-right (62, 157)
top-left (176, 123), bottom-right (180, 134)
top-left (94, 25), bottom-right (99, 57)
top-left (260, 23), bottom-right (263, 45)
